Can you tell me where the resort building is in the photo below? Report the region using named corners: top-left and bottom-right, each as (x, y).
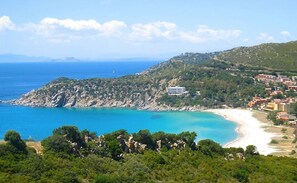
top-left (167, 86), bottom-right (187, 95)
top-left (278, 103), bottom-right (290, 112)
top-left (248, 97), bottom-right (269, 108)
top-left (262, 101), bottom-right (290, 112)
top-left (276, 112), bottom-right (296, 122)
top-left (264, 102), bottom-right (278, 111)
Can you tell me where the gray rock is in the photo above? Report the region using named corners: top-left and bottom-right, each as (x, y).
top-left (65, 96), bottom-right (76, 107)
top-left (51, 92), bottom-right (66, 107)
top-left (236, 153), bottom-right (245, 160)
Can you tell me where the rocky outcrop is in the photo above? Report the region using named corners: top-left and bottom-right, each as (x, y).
top-left (13, 77), bottom-right (167, 108)
top-left (116, 135), bottom-right (147, 154)
top-left (156, 140), bottom-right (162, 152)
top-left (224, 152), bottom-right (245, 161)
top-left (170, 140), bottom-right (186, 149)
top-left (12, 76), bottom-right (207, 111)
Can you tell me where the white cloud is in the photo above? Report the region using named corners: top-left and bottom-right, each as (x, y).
top-left (33, 18), bottom-right (127, 41)
top-left (243, 38), bottom-right (249, 43)
top-left (257, 32), bottom-right (274, 42)
top-left (39, 18), bottom-right (127, 34)
top-left (130, 22), bottom-right (241, 43)
top-left (40, 18), bottom-right (101, 31)
top-left (131, 21), bottom-right (177, 40)
top-left (179, 25), bottom-right (241, 43)
top-left (14, 17), bottom-right (242, 43)
top-left (0, 16), bottom-right (15, 31)
top-left (179, 31), bottom-right (204, 43)
top-left (100, 20), bottom-right (128, 36)
top-left (196, 25), bottom-right (241, 40)
top-left (280, 31), bottom-right (292, 41)
top-left (280, 31), bottom-right (290, 37)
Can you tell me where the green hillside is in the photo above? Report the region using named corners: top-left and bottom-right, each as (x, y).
top-left (215, 41), bottom-right (297, 71)
top-left (15, 41), bottom-right (297, 108)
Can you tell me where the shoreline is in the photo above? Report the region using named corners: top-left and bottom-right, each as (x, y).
top-left (2, 102), bottom-right (292, 156)
top-left (206, 108), bottom-right (278, 155)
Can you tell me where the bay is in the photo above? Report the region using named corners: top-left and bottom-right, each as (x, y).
top-left (0, 104), bottom-right (237, 144)
top-left (0, 61), bottom-right (238, 144)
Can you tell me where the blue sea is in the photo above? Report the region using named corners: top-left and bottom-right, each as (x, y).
top-left (0, 61), bottom-right (237, 144)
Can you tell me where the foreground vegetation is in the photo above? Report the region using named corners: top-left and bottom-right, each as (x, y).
top-left (1, 126), bottom-right (297, 182)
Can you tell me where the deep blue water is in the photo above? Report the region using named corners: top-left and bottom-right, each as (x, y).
top-left (0, 61), bottom-right (237, 144)
top-left (0, 61), bottom-right (160, 100)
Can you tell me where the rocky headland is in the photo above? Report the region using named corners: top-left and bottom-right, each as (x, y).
top-left (12, 41), bottom-right (297, 110)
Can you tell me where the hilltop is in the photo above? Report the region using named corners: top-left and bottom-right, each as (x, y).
top-left (13, 41), bottom-right (297, 109)
top-left (214, 41), bottom-right (297, 71)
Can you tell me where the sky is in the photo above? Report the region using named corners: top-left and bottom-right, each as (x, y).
top-left (0, 0), bottom-right (296, 60)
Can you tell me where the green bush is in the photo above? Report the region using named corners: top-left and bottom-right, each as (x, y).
top-left (270, 139), bottom-right (279, 144)
top-left (93, 174), bottom-right (117, 183)
top-left (4, 130), bottom-right (27, 153)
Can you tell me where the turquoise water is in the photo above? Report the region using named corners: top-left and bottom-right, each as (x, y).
top-left (0, 61), bottom-right (238, 144)
top-left (0, 104), bottom-right (237, 144)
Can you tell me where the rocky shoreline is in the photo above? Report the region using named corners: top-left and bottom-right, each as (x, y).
top-left (9, 84), bottom-right (210, 111)
top-left (9, 98), bottom-right (209, 112)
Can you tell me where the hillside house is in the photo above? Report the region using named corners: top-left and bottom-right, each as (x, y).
top-left (167, 87), bottom-right (187, 95)
top-left (276, 112), bottom-right (296, 122)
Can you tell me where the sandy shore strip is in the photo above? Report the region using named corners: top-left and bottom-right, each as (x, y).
top-left (206, 109), bottom-right (278, 155)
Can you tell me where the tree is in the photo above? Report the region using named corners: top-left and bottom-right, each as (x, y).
top-left (178, 131), bottom-right (197, 149)
top-left (133, 130), bottom-right (154, 149)
top-left (107, 140), bottom-right (122, 160)
top-left (271, 93), bottom-right (285, 99)
top-left (267, 111), bottom-right (282, 125)
top-left (94, 174), bottom-right (117, 183)
top-left (152, 131), bottom-right (178, 150)
top-left (238, 64), bottom-right (246, 72)
top-left (245, 145), bottom-right (259, 156)
top-left (41, 135), bottom-right (72, 154)
top-left (104, 129), bottom-right (129, 142)
top-left (53, 126), bottom-right (85, 147)
top-left (4, 130), bottom-right (27, 152)
top-left (80, 129), bottom-right (97, 140)
top-left (197, 139), bottom-right (224, 156)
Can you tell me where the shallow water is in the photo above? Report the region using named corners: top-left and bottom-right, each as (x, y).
top-left (0, 61), bottom-right (237, 144)
top-left (0, 104), bottom-right (237, 144)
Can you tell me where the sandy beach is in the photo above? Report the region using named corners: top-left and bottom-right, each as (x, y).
top-left (207, 109), bottom-right (278, 155)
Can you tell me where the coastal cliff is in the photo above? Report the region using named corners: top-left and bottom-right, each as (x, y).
top-left (14, 76), bottom-right (167, 108)
top-left (14, 41), bottom-right (297, 109)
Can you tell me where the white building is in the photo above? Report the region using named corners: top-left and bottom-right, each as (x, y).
top-left (167, 86), bottom-right (187, 95)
